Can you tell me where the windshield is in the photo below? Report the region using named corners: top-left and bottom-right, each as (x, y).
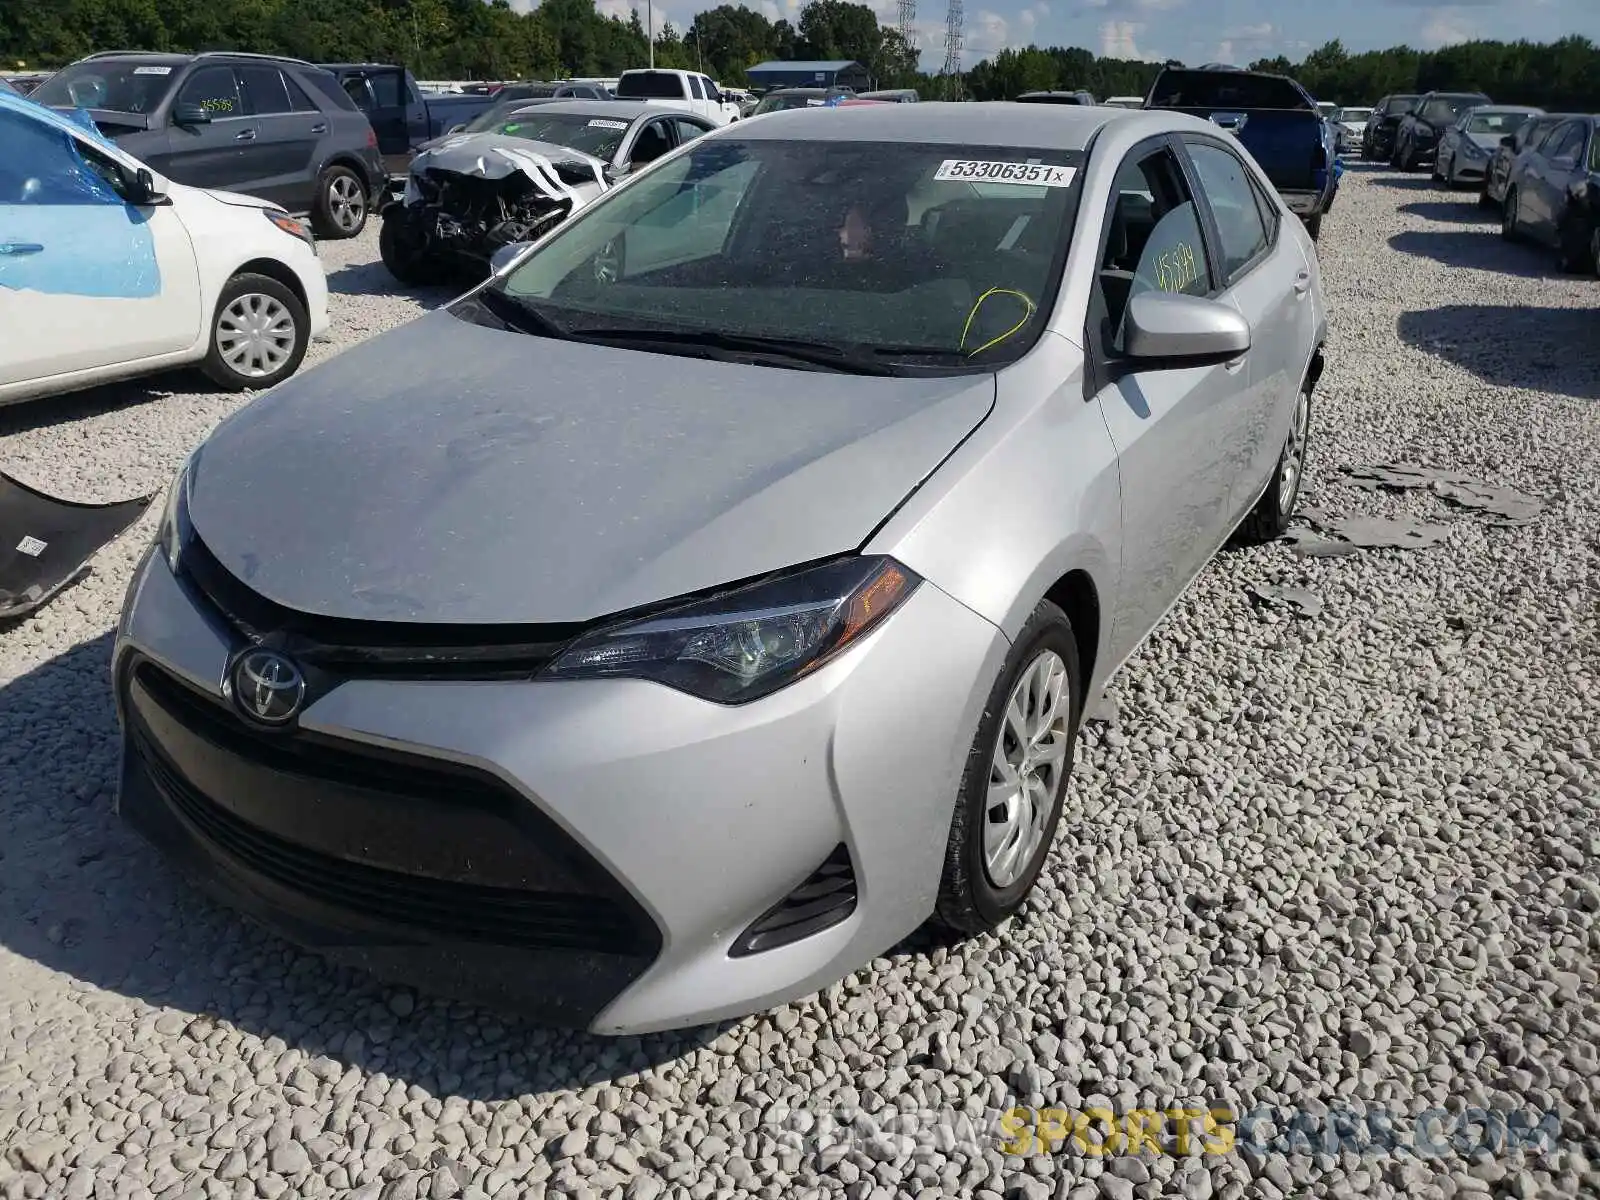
top-left (32, 61), bottom-right (179, 113)
top-left (1148, 70), bottom-right (1311, 111)
top-left (754, 92), bottom-right (830, 114)
top-left (1466, 111), bottom-right (1526, 135)
top-left (486, 138), bottom-right (1084, 374)
top-left (1339, 108), bottom-right (1372, 123)
top-left (617, 72), bottom-right (685, 100)
top-left (489, 111), bottom-right (631, 158)
top-left (1391, 95), bottom-right (1419, 115)
top-left (1421, 96), bottom-right (1482, 125)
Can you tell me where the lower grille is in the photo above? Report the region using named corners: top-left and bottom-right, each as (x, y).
top-left (134, 729), bottom-right (645, 953)
top-left (731, 843), bottom-right (857, 957)
top-left (121, 656), bottom-right (659, 958)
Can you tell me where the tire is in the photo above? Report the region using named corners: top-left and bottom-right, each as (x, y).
top-left (1501, 188), bottom-right (1522, 242)
top-left (379, 213), bottom-right (446, 286)
top-left (1236, 378), bottom-right (1312, 545)
top-left (934, 600), bottom-right (1081, 936)
top-left (311, 165), bottom-right (369, 240)
top-left (200, 273), bottom-right (309, 391)
top-left (1303, 214), bottom-right (1322, 241)
top-left (1478, 187), bottom-right (1495, 211)
top-left (1556, 216), bottom-right (1596, 274)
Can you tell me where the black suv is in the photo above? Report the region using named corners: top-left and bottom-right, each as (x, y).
top-left (30, 51), bottom-right (388, 238)
top-left (1362, 93), bottom-right (1418, 162)
top-left (1394, 91), bottom-right (1492, 171)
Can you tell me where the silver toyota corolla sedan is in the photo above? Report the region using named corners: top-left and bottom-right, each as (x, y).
top-left (114, 103), bottom-right (1327, 1035)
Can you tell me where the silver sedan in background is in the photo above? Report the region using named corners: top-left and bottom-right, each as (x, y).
top-left (115, 103), bottom-right (1327, 1035)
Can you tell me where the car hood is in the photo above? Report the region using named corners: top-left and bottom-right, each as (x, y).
top-left (409, 133), bottom-right (611, 180)
top-left (186, 308), bottom-right (996, 625)
top-left (197, 187), bottom-right (280, 211)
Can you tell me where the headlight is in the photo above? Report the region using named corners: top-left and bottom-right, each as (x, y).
top-left (1460, 139), bottom-right (1487, 159)
top-left (265, 208), bottom-right (314, 247)
top-left (544, 556), bottom-right (920, 704)
top-left (154, 453), bottom-right (195, 574)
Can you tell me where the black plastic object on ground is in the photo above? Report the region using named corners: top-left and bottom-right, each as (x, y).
top-left (0, 470), bottom-right (153, 619)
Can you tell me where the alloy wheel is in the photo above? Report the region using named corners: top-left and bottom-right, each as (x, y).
top-left (328, 174), bottom-right (365, 234)
top-left (216, 294), bottom-right (296, 379)
top-left (983, 648), bottom-right (1070, 889)
top-left (1279, 387), bottom-right (1311, 513)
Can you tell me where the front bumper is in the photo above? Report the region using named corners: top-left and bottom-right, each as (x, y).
top-left (112, 542), bottom-right (1008, 1034)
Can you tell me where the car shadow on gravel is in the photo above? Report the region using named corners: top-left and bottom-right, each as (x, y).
top-left (1387, 230), bottom-right (1565, 280)
top-left (1367, 174), bottom-right (1437, 190)
top-left (1397, 200), bottom-right (1497, 225)
top-left (325, 260), bottom-right (461, 304)
top-left (1397, 304), bottom-right (1600, 400)
top-left (0, 633), bottom-right (716, 1098)
top-left (0, 375), bottom-right (217, 438)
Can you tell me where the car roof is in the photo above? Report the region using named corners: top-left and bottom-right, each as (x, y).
top-left (518, 99), bottom-right (670, 121)
top-left (726, 101), bottom-right (1120, 148)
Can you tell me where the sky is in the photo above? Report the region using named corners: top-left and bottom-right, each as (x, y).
top-left (574, 0), bottom-right (1600, 75)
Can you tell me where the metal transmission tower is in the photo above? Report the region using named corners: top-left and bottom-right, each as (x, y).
top-left (941, 0), bottom-right (963, 96)
top-left (896, 0), bottom-right (917, 54)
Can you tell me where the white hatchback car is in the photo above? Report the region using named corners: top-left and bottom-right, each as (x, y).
top-left (0, 91), bottom-right (329, 407)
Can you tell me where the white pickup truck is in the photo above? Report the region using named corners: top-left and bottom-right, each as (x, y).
top-left (615, 69), bottom-right (741, 126)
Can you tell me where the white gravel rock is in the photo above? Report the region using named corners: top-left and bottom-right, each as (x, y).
top-left (2, 174), bottom-right (1598, 1200)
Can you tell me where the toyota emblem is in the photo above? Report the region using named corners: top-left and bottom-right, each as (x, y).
top-left (229, 648), bottom-right (306, 726)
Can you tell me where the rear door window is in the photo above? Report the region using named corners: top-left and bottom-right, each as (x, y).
top-left (1184, 139), bottom-right (1270, 283)
top-left (238, 65), bottom-right (294, 116)
top-left (177, 66), bottom-right (243, 119)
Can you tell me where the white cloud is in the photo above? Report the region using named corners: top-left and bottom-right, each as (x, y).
top-left (1099, 19), bottom-right (1145, 59)
top-left (1212, 20), bottom-right (1275, 62)
top-left (1418, 7), bottom-right (1481, 48)
top-left (966, 8), bottom-right (1012, 57)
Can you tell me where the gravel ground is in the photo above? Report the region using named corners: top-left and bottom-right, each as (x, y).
top-left (1, 168), bottom-right (1597, 1200)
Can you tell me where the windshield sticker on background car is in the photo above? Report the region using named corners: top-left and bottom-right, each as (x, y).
top-left (934, 160), bottom-right (1076, 187)
top-left (805, 99), bottom-right (826, 106)
top-left (1153, 241), bottom-right (1200, 293)
top-left (587, 119), bottom-right (629, 130)
top-left (132, 66), bottom-right (172, 75)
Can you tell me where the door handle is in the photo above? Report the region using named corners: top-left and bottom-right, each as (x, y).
top-left (1293, 270), bottom-right (1312, 296)
top-left (310, 122), bottom-right (329, 134)
top-left (235, 128), bottom-right (257, 141)
top-left (0, 243), bottom-right (44, 256)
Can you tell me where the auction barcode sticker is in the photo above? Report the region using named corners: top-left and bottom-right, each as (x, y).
top-left (934, 159), bottom-right (1076, 187)
top-left (16, 535), bottom-right (47, 557)
top-left (587, 119), bottom-right (629, 129)
top-left (133, 66), bottom-right (172, 75)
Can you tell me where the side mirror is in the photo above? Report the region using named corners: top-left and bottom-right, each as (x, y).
top-left (173, 102), bottom-right (211, 127)
top-left (1123, 292), bottom-right (1250, 368)
top-left (488, 241), bottom-right (534, 275)
top-left (127, 165), bottom-right (170, 206)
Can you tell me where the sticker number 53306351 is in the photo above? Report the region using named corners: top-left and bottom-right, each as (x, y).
top-left (934, 159), bottom-right (1076, 186)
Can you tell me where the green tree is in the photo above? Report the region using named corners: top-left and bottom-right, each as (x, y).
top-left (796, 0), bottom-right (880, 65)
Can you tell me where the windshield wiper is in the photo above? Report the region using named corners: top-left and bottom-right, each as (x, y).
top-left (475, 289), bottom-right (573, 339)
top-left (562, 327), bottom-right (899, 376)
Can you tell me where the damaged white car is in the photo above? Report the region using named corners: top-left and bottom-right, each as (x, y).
top-left (378, 100), bottom-right (716, 284)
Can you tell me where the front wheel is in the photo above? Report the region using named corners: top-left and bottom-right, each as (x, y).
top-left (1478, 186), bottom-right (1496, 211)
top-left (934, 601), bottom-right (1081, 936)
top-left (1236, 380), bottom-right (1311, 545)
top-left (1303, 214), bottom-right (1323, 241)
top-left (1556, 216), bottom-right (1597, 274)
top-left (200, 273), bottom-right (309, 391)
top-left (1501, 188), bottom-right (1522, 242)
top-left (311, 166), bottom-right (368, 239)
top-left (379, 213), bottom-right (446, 286)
